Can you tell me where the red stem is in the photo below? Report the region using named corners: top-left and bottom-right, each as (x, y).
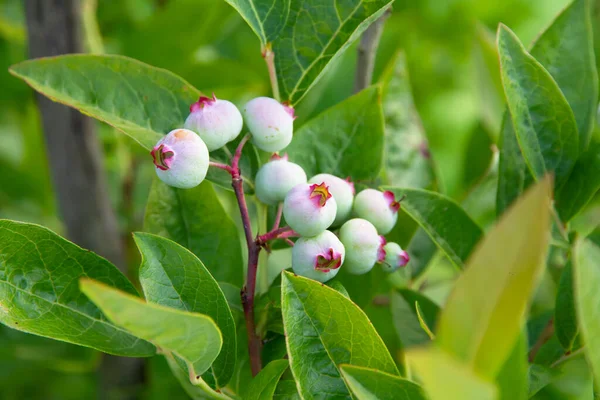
top-left (229, 135), bottom-right (262, 376)
top-left (209, 161), bottom-right (233, 174)
top-left (258, 226), bottom-right (296, 243)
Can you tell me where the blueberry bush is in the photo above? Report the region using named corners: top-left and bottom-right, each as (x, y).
top-left (1, 0), bottom-right (600, 399)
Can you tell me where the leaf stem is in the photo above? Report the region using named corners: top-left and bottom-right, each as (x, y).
top-left (353, 7), bottom-right (391, 93)
top-left (257, 226), bottom-right (296, 243)
top-left (528, 318), bottom-right (554, 363)
top-left (262, 44), bottom-right (281, 101)
top-left (272, 203), bottom-right (283, 230)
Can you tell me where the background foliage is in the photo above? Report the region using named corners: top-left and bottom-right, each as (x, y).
top-left (0, 0), bottom-right (599, 398)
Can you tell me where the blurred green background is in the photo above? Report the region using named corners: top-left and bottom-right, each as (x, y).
top-left (0, 0), bottom-right (595, 398)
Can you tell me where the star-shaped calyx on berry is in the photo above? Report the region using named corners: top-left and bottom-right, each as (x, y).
top-left (315, 248), bottom-right (343, 273)
top-left (309, 182), bottom-right (333, 207)
top-left (150, 144), bottom-right (174, 171)
top-left (190, 93), bottom-right (217, 113)
top-left (383, 191), bottom-right (401, 213)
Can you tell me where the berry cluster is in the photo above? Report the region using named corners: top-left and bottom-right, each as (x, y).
top-left (151, 94), bottom-right (409, 283)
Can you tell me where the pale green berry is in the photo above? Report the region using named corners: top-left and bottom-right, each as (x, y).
top-left (184, 94), bottom-right (243, 151)
top-left (255, 154), bottom-right (307, 205)
top-left (151, 129), bottom-right (209, 189)
top-left (380, 242), bottom-right (410, 273)
top-left (292, 230), bottom-right (345, 283)
top-left (353, 189), bottom-right (400, 234)
top-left (283, 182), bottom-right (337, 237)
top-left (339, 218), bottom-right (385, 275)
top-left (243, 97), bottom-right (294, 152)
top-left (308, 174), bottom-right (354, 227)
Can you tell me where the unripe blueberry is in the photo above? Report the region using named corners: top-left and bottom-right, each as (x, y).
top-left (243, 97), bottom-right (294, 152)
top-left (292, 230), bottom-right (345, 283)
top-left (283, 182), bottom-right (337, 237)
top-left (184, 94), bottom-right (243, 151)
top-left (255, 154), bottom-right (307, 205)
top-left (353, 189), bottom-right (400, 234)
top-left (339, 218), bottom-right (385, 275)
top-left (308, 174), bottom-right (355, 227)
top-left (379, 242), bottom-right (410, 273)
top-left (150, 129), bottom-right (209, 189)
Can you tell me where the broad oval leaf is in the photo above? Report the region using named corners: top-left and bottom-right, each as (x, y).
top-left (9, 55), bottom-right (258, 192)
top-left (281, 271), bottom-right (398, 399)
top-left (381, 187), bottom-right (483, 268)
top-left (407, 347), bottom-right (498, 400)
top-left (134, 233), bottom-right (237, 389)
top-left (245, 359), bottom-right (290, 400)
top-left (224, 0), bottom-right (290, 44)
top-left (555, 140), bottom-right (600, 222)
top-left (497, 25), bottom-right (578, 187)
top-left (9, 54), bottom-right (196, 149)
top-left (436, 177), bottom-right (551, 378)
top-left (144, 179), bottom-right (244, 286)
top-left (80, 279), bottom-right (222, 379)
top-left (273, 0), bottom-right (392, 103)
top-left (497, 0), bottom-right (597, 215)
top-left (0, 220), bottom-right (155, 357)
top-left (339, 364), bottom-right (427, 400)
top-left (286, 86), bottom-right (384, 181)
top-left (573, 238), bottom-right (600, 384)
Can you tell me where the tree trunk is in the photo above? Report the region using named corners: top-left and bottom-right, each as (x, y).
top-left (23, 1), bottom-right (143, 398)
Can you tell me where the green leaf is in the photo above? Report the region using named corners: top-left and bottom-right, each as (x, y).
top-left (273, 0), bottom-right (392, 103)
top-left (134, 233), bottom-right (237, 389)
top-left (407, 347), bottom-right (498, 400)
top-left (8, 55), bottom-right (259, 192)
top-left (380, 187), bottom-right (483, 268)
top-left (273, 380), bottom-right (301, 399)
top-left (0, 219), bottom-right (155, 357)
top-left (80, 279), bottom-right (222, 380)
top-left (163, 353), bottom-right (231, 400)
top-left (339, 364), bottom-right (427, 400)
top-left (405, 228), bottom-right (438, 279)
top-left (496, 332), bottom-right (528, 400)
top-left (9, 54), bottom-right (197, 149)
top-left (555, 140), bottom-right (600, 222)
top-left (223, 0), bottom-right (290, 44)
top-left (245, 359), bottom-right (289, 400)
top-left (144, 179), bottom-right (244, 286)
top-left (573, 238), bottom-right (600, 384)
top-left (390, 289), bottom-right (439, 348)
top-left (555, 261), bottom-right (580, 352)
top-left (285, 86), bottom-right (384, 181)
top-left (281, 271), bottom-right (398, 399)
top-left (379, 51), bottom-right (435, 189)
top-left (528, 364), bottom-right (554, 398)
top-left (497, 0), bottom-right (595, 214)
top-left (436, 177), bottom-right (552, 378)
top-left (497, 25), bottom-right (578, 187)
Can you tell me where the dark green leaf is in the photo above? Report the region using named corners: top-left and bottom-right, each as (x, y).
top-left (437, 177), bottom-right (551, 379)
top-left (381, 187), bottom-right (483, 268)
top-left (339, 364), bottom-right (427, 400)
top-left (223, 0), bottom-right (290, 44)
top-left (405, 228), bottom-right (438, 279)
top-left (281, 271), bottom-right (398, 399)
top-left (497, 0), bottom-right (596, 214)
top-left (163, 353), bottom-right (231, 400)
top-left (390, 289), bottom-right (439, 348)
top-left (245, 359), bottom-right (289, 400)
top-left (285, 86), bottom-right (384, 181)
top-left (573, 238), bottom-right (600, 384)
top-left (379, 51), bottom-right (435, 189)
top-left (273, 0), bottom-right (392, 103)
top-left (0, 220), bottom-right (155, 357)
top-left (80, 279), bottom-right (222, 380)
top-left (555, 140), bottom-right (600, 222)
top-left (273, 380), bottom-right (301, 399)
top-left (144, 180), bottom-right (243, 286)
top-left (134, 233), bottom-right (236, 389)
top-left (555, 261), bottom-right (580, 352)
top-left (497, 25), bottom-right (578, 187)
